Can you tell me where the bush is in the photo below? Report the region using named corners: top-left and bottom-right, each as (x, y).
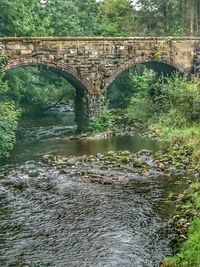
top-left (126, 95), bottom-right (154, 122)
top-left (88, 106), bottom-right (115, 133)
top-left (160, 75), bottom-right (200, 123)
top-left (0, 57), bottom-right (20, 159)
top-left (158, 108), bottom-right (189, 128)
top-left (0, 102), bottom-right (20, 159)
top-left (126, 72), bottom-right (200, 128)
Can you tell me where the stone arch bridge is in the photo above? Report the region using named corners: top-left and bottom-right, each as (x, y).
top-left (0, 37), bottom-right (200, 130)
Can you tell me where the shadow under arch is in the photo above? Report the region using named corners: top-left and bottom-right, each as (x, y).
top-left (5, 58), bottom-right (93, 131)
top-left (103, 58), bottom-right (187, 92)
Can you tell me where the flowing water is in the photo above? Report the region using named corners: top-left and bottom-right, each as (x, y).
top-left (0, 111), bottom-right (191, 267)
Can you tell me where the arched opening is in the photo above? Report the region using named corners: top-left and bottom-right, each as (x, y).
top-left (5, 61), bottom-right (91, 133)
top-left (104, 59), bottom-right (189, 132)
top-left (106, 60), bottom-right (184, 109)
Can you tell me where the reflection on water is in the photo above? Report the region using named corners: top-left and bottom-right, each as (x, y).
top-left (5, 112), bottom-right (164, 164)
top-left (10, 134), bottom-right (163, 164)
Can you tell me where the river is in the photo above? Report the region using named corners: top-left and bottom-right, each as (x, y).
top-left (0, 111), bottom-right (191, 267)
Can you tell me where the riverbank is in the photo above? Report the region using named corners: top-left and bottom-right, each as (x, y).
top-left (160, 182), bottom-right (200, 267)
top-left (147, 124), bottom-right (200, 266)
top-left (150, 124), bottom-right (200, 163)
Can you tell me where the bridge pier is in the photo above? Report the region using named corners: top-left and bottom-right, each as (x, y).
top-left (88, 93), bottom-right (106, 118)
top-left (74, 90), bottom-right (105, 132)
top-left (74, 92), bottom-right (106, 132)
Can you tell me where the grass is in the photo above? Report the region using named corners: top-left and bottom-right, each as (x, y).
top-left (150, 124), bottom-right (200, 164)
top-left (162, 218), bottom-right (200, 267)
top-left (161, 183), bottom-right (200, 267)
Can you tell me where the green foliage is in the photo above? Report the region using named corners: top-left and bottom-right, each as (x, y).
top-left (0, 0), bottom-right (98, 37)
top-left (0, 102), bottom-right (20, 159)
top-left (45, 0), bottom-right (83, 36)
top-left (175, 218), bottom-right (200, 266)
top-left (0, 0), bottom-right (52, 36)
top-left (0, 0), bottom-right (199, 38)
top-left (97, 0), bottom-right (137, 36)
top-left (0, 58), bottom-right (20, 159)
top-left (108, 70), bottom-right (134, 108)
top-left (130, 66), bottom-right (157, 96)
top-left (160, 75), bottom-right (200, 123)
top-left (127, 96), bottom-right (152, 121)
top-left (124, 67), bottom-right (157, 122)
top-left (73, 0), bottom-right (98, 36)
top-left (161, 182), bottom-right (200, 267)
top-left (5, 66), bottom-right (75, 116)
top-left (157, 109), bottom-right (189, 129)
top-left (125, 69), bottom-right (200, 129)
top-left (89, 105), bottom-right (116, 133)
top-left (108, 65), bottom-right (157, 109)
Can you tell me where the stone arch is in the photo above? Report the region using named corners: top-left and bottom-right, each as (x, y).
top-left (5, 57), bottom-right (94, 131)
top-left (103, 57), bottom-right (187, 92)
top-left (5, 57), bottom-right (94, 94)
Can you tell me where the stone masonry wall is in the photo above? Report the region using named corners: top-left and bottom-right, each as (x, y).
top-left (0, 37), bottom-right (199, 130)
top-left (0, 37), bottom-right (198, 94)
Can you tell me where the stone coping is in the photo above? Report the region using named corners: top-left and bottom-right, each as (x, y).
top-left (0, 36), bottom-right (200, 42)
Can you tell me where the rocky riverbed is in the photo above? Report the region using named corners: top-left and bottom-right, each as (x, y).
top-left (0, 148), bottom-right (197, 267)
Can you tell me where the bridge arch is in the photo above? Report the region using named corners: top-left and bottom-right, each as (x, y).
top-left (103, 57), bottom-right (187, 92)
top-left (5, 58), bottom-right (94, 131)
top-left (5, 58), bottom-right (94, 94)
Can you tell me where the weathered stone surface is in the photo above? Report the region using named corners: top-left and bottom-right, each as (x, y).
top-left (1, 36), bottom-right (199, 130)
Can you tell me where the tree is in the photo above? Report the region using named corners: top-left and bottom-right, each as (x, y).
top-left (97, 0), bottom-right (138, 36)
top-left (73, 0), bottom-right (99, 35)
top-left (44, 0), bottom-right (82, 36)
top-left (135, 0), bottom-right (185, 36)
top-left (0, 0), bottom-right (52, 36)
top-left (5, 66), bottom-right (75, 116)
top-left (0, 57), bottom-right (20, 159)
top-left (181, 0), bottom-right (200, 36)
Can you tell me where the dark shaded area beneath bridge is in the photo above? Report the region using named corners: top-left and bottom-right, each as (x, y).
top-left (5, 64), bottom-right (90, 132)
top-left (46, 66), bottom-right (90, 132)
top-left (143, 61), bottom-right (180, 76)
top-left (107, 61), bottom-right (181, 109)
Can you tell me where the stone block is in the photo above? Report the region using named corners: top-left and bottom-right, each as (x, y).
top-left (55, 54), bottom-right (64, 60)
top-left (6, 43), bottom-right (29, 50)
top-left (48, 55), bottom-right (54, 60)
top-left (20, 49), bottom-right (33, 55)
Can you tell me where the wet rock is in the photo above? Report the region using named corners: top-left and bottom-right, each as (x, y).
top-left (157, 162), bottom-right (169, 172)
top-left (177, 218), bottom-right (187, 227)
top-left (119, 150), bottom-right (132, 156)
top-left (106, 151), bottom-right (115, 156)
top-left (177, 194), bottom-right (185, 201)
top-left (28, 171), bottom-right (40, 178)
top-left (184, 210), bottom-right (194, 217)
top-left (133, 159), bottom-right (145, 168)
top-left (42, 154), bottom-right (54, 163)
top-left (137, 149), bottom-right (153, 156)
top-left (0, 188), bottom-right (8, 199)
top-left (96, 153), bottom-right (104, 159)
top-left (168, 193), bottom-right (177, 201)
top-left (66, 158), bottom-right (79, 166)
